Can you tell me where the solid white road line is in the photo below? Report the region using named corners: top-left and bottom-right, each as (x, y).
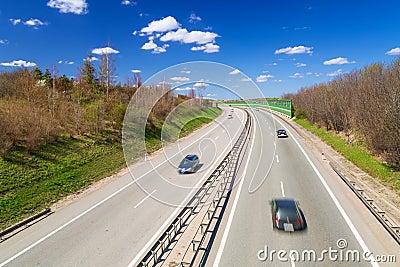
top-left (213, 113), bottom-right (256, 267)
top-left (274, 117), bottom-right (378, 267)
top-left (134, 190), bottom-right (156, 209)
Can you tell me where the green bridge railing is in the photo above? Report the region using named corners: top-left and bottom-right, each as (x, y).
top-left (220, 99), bottom-right (292, 117)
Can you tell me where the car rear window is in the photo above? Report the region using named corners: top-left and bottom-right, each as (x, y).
top-left (277, 207), bottom-right (298, 219)
top-left (185, 155), bottom-right (197, 160)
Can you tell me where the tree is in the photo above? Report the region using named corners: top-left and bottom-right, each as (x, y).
top-left (79, 53), bottom-right (99, 97)
top-left (99, 49), bottom-right (117, 99)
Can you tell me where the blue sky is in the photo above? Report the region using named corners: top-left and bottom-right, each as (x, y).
top-left (1, 0), bottom-right (400, 98)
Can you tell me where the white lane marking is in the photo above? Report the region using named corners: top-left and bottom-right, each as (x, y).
top-left (213, 113), bottom-right (256, 267)
top-left (276, 154), bottom-right (279, 163)
top-left (134, 190), bottom-right (156, 209)
top-left (202, 145), bottom-right (209, 150)
top-left (0, 108), bottom-right (244, 267)
top-left (274, 117), bottom-right (378, 267)
top-left (215, 136), bottom-right (220, 140)
top-left (280, 181), bottom-right (285, 197)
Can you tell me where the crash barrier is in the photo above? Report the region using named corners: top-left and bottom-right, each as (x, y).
top-left (0, 208), bottom-right (52, 240)
top-left (137, 110), bottom-right (251, 267)
top-left (330, 162), bottom-right (400, 245)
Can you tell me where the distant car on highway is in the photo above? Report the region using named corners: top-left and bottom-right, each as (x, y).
top-left (178, 154), bottom-right (200, 174)
top-left (228, 114), bottom-right (233, 119)
top-left (271, 198), bottom-right (305, 231)
top-left (276, 129), bottom-right (288, 138)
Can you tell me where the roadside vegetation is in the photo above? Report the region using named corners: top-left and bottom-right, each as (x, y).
top-left (0, 51), bottom-right (221, 231)
top-left (285, 57), bottom-right (400, 195)
top-left (294, 118), bottom-right (399, 193)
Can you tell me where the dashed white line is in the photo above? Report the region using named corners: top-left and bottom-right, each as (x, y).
top-left (134, 190), bottom-right (156, 208)
top-left (276, 154), bottom-right (279, 163)
top-left (280, 181), bottom-right (285, 197)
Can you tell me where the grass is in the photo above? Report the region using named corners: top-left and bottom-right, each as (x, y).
top-left (294, 118), bottom-right (400, 194)
top-left (0, 107), bottom-right (221, 231)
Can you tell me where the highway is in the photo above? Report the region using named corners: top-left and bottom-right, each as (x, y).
top-left (208, 108), bottom-right (400, 266)
top-left (0, 107), bottom-right (245, 267)
top-left (1, 106), bottom-right (399, 267)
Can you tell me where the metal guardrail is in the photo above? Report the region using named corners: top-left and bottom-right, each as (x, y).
top-left (181, 110), bottom-right (251, 266)
top-left (137, 110), bottom-right (251, 267)
top-left (330, 162), bottom-right (400, 245)
top-left (0, 208), bottom-right (52, 240)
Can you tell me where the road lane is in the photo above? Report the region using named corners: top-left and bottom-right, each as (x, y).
top-left (0, 107), bottom-right (245, 267)
top-left (210, 108), bottom-right (399, 266)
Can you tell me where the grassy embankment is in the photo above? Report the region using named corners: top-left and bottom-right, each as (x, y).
top-left (294, 118), bottom-right (400, 194)
top-left (0, 107), bottom-right (221, 231)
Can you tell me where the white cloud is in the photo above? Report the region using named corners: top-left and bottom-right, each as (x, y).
top-left (194, 82), bottom-right (208, 87)
top-left (189, 13), bottom-right (202, 23)
top-left (275, 45), bottom-right (313, 55)
top-left (174, 87), bottom-right (194, 91)
top-left (141, 40), bottom-right (169, 53)
top-left (206, 93), bottom-right (216, 97)
top-left (0, 39), bottom-right (9, 45)
top-left (229, 69), bottom-right (240, 75)
top-left (47, 0), bottom-right (88, 15)
top-left (24, 18), bottom-right (47, 27)
top-left (141, 40), bottom-right (158, 50)
top-left (92, 46), bottom-right (120, 54)
top-left (256, 74), bottom-right (273, 83)
top-left (121, 0), bottom-right (136, 6)
top-left (138, 16), bottom-right (220, 54)
top-left (323, 57), bottom-right (355, 65)
top-left (58, 60), bottom-right (74, 65)
top-left (273, 79), bottom-right (283, 83)
top-left (385, 47), bottom-right (400, 56)
top-left (289, 73), bottom-right (304, 78)
top-left (327, 69), bottom-right (344, 77)
top-left (131, 69), bottom-right (141, 73)
top-left (170, 76), bottom-right (190, 82)
top-left (240, 77), bottom-right (252, 82)
top-left (181, 70), bottom-right (191, 74)
top-left (191, 43), bottom-right (220, 53)
top-left (295, 62), bottom-right (307, 67)
top-left (161, 28), bottom-right (219, 45)
top-left (268, 62), bottom-right (278, 66)
top-left (141, 16), bottom-right (180, 34)
top-left (152, 44), bottom-right (169, 54)
top-left (10, 18), bottom-right (48, 28)
top-left (0, 59), bottom-right (37, 67)
top-left (10, 19), bottom-right (21, 25)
